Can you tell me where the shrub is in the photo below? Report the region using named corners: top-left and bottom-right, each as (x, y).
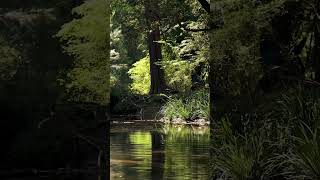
top-left (128, 56), bottom-right (150, 95)
top-left (160, 90), bottom-right (209, 121)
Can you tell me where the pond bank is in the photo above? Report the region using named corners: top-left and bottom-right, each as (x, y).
top-left (111, 117), bottom-right (209, 126)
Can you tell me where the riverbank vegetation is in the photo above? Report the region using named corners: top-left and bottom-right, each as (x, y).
top-left (207, 0), bottom-right (320, 179)
top-left (2, 0), bottom-right (320, 179)
top-left (110, 0), bottom-right (210, 124)
top-left (112, 0), bottom-right (320, 179)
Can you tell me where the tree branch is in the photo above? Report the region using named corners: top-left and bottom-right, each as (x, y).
top-left (197, 0), bottom-right (210, 13)
top-left (178, 22), bottom-right (210, 32)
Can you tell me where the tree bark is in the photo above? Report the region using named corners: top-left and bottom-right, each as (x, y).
top-left (314, 0), bottom-right (320, 82)
top-left (144, 0), bottom-right (166, 94)
top-left (197, 0), bottom-right (210, 13)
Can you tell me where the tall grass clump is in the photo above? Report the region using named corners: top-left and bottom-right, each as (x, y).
top-left (187, 90), bottom-right (210, 119)
top-left (210, 117), bottom-right (271, 180)
top-left (160, 98), bottom-right (192, 120)
top-left (273, 87), bottom-right (320, 179)
top-left (210, 86), bottom-right (320, 179)
top-left (280, 123), bottom-right (320, 179)
top-left (160, 90), bottom-right (209, 122)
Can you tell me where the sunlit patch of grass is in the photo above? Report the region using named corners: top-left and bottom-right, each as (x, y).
top-left (160, 90), bottom-right (209, 122)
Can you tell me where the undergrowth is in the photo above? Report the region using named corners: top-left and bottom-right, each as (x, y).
top-left (160, 90), bottom-right (209, 122)
top-left (210, 86), bottom-right (320, 180)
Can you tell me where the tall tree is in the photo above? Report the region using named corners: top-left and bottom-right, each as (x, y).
top-left (144, 0), bottom-right (166, 94)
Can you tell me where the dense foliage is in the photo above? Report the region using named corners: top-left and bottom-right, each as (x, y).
top-left (0, 36), bottom-right (20, 80)
top-left (57, 0), bottom-right (110, 104)
top-left (128, 56), bottom-right (150, 94)
top-left (110, 0), bottom-right (209, 96)
top-left (0, 0), bottom-right (111, 170)
top-left (160, 90), bottom-right (209, 121)
top-left (208, 0), bottom-right (320, 179)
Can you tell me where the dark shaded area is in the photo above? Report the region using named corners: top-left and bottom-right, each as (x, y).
top-left (0, 1), bottom-right (108, 178)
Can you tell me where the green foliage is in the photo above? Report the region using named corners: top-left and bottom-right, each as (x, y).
top-left (268, 87), bottom-right (320, 179)
top-left (282, 123), bottom-right (320, 179)
top-left (210, 117), bottom-right (270, 180)
top-left (56, 0), bottom-right (110, 104)
top-left (210, 86), bottom-right (320, 179)
top-left (160, 90), bottom-right (209, 121)
top-left (162, 60), bottom-right (193, 92)
top-left (161, 98), bottom-right (192, 120)
top-left (110, 0), bottom-right (147, 97)
top-left (160, 35), bottom-right (209, 92)
top-left (210, 2), bottom-right (263, 97)
top-left (110, 0), bottom-right (210, 97)
top-left (277, 88), bottom-right (320, 128)
top-left (128, 56), bottom-right (150, 95)
top-left (213, 141), bottom-right (255, 180)
top-left (0, 36), bottom-right (20, 80)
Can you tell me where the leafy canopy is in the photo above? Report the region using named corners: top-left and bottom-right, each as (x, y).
top-left (56, 0), bottom-right (110, 104)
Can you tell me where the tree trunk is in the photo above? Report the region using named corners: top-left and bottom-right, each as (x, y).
top-left (314, 0), bottom-right (320, 82)
top-left (145, 0), bottom-right (166, 94)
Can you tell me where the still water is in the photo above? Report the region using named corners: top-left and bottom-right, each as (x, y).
top-left (110, 122), bottom-right (210, 180)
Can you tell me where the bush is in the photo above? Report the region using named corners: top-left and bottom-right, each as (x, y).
top-left (128, 56), bottom-right (150, 95)
top-left (160, 90), bottom-right (209, 121)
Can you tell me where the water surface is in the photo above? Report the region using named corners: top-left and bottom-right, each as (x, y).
top-left (110, 122), bottom-right (210, 180)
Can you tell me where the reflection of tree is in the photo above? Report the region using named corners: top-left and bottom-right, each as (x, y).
top-left (111, 132), bottom-right (152, 179)
top-left (110, 126), bottom-right (210, 179)
top-left (163, 125), bottom-right (210, 179)
top-left (151, 131), bottom-right (165, 180)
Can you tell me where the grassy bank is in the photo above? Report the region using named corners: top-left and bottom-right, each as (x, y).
top-left (160, 90), bottom-right (209, 124)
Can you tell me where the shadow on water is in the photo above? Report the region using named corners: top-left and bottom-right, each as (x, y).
top-left (110, 122), bottom-right (210, 180)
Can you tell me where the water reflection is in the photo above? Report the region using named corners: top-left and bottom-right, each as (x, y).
top-left (110, 123), bottom-right (209, 180)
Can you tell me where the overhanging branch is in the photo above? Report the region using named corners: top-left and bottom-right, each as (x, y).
top-left (178, 22), bottom-right (210, 32)
top-left (178, 22), bottom-right (222, 33)
top-left (197, 0), bottom-right (210, 13)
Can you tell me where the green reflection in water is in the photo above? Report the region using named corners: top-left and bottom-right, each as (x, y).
top-left (110, 123), bottom-right (209, 180)
top-left (129, 132), bottom-right (152, 172)
top-left (129, 132), bottom-right (152, 147)
top-left (161, 125), bottom-right (210, 180)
